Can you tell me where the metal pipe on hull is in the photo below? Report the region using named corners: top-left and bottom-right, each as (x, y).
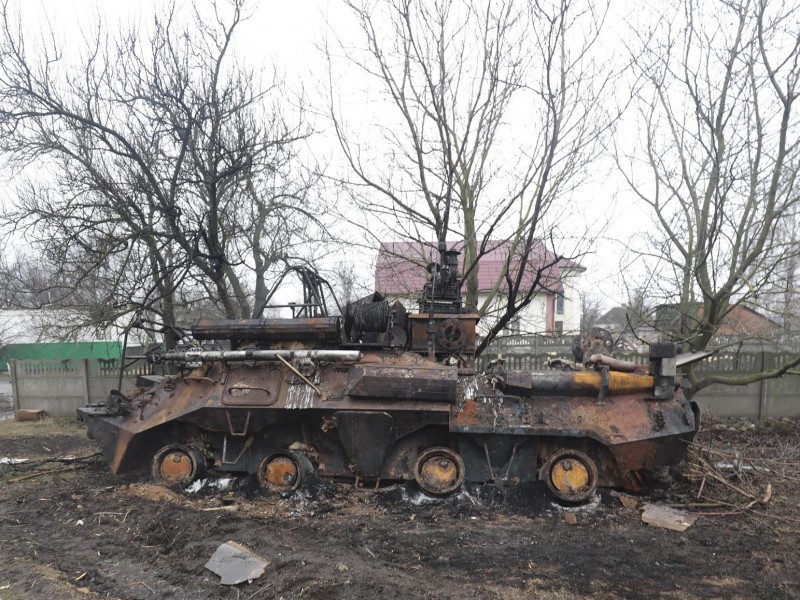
top-left (502, 370), bottom-right (657, 397)
top-left (191, 317), bottom-right (341, 343)
top-left (163, 349), bottom-right (361, 363)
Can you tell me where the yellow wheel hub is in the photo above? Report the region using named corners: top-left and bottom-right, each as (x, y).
top-left (550, 458), bottom-right (590, 494)
top-left (414, 447), bottom-right (465, 496)
top-left (420, 457), bottom-right (458, 489)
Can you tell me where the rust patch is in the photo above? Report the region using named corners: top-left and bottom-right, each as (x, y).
top-left (263, 457), bottom-right (298, 489)
top-left (157, 450), bottom-right (194, 483)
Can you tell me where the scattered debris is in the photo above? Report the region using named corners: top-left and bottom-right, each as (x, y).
top-left (184, 477), bottom-right (233, 494)
top-left (15, 409), bottom-right (45, 421)
top-left (714, 461), bottom-right (770, 474)
top-left (120, 483), bottom-right (186, 506)
top-left (564, 513), bottom-right (577, 525)
top-left (1, 453), bottom-right (101, 484)
top-left (549, 492), bottom-right (602, 515)
top-left (686, 442), bottom-right (778, 514)
top-left (641, 503), bottom-right (698, 532)
top-left (610, 490), bottom-right (639, 508)
top-left (7, 464), bottom-right (87, 483)
top-left (2, 413), bottom-right (797, 599)
top-left (205, 541), bottom-right (270, 585)
top-left (337, 563), bottom-right (349, 572)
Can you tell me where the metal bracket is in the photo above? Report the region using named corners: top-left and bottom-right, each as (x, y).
top-left (353, 475), bottom-right (382, 491)
top-left (225, 410), bottom-right (251, 437)
top-left (482, 442), bottom-right (494, 481)
top-left (221, 435), bottom-right (254, 466)
top-left (596, 366), bottom-right (610, 405)
top-left (502, 443), bottom-right (520, 482)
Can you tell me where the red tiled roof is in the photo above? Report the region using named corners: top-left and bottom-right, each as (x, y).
top-left (375, 240), bottom-right (583, 296)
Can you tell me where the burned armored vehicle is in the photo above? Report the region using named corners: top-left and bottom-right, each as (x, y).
top-left (79, 246), bottom-right (699, 502)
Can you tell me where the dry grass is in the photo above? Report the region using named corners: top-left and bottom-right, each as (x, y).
top-left (0, 416), bottom-right (86, 438)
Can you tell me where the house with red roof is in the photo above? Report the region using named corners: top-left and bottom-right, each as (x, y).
top-left (375, 240), bottom-right (585, 336)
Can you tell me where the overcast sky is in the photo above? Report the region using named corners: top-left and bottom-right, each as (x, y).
top-left (4, 0), bottom-right (652, 312)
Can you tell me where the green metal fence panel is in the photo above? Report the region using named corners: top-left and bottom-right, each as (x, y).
top-left (0, 341), bottom-right (122, 371)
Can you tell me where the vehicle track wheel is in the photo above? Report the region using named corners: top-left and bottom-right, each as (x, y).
top-left (414, 447), bottom-right (465, 496)
top-left (257, 450), bottom-right (313, 493)
top-left (151, 444), bottom-right (207, 486)
top-left (542, 449), bottom-right (598, 503)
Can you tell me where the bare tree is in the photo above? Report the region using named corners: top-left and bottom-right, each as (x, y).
top-left (327, 261), bottom-right (373, 311)
top-left (579, 291), bottom-right (605, 332)
top-left (326, 0), bottom-right (614, 353)
top-left (0, 0), bottom-right (318, 343)
top-left (761, 206), bottom-right (800, 334)
top-left (617, 0), bottom-right (800, 395)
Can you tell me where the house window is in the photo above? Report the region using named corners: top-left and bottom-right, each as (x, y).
top-left (554, 320), bottom-right (563, 336)
top-left (555, 294), bottom-right (564, 316)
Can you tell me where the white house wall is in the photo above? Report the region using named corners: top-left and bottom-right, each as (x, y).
top-left (477, 294), bottom-right (548, 336)
top-left (377, 268), bottom-right (582, 338)
top-left (559, 273), bottom-right (582, 334)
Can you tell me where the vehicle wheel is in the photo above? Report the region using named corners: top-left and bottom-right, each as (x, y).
top-left (541, 449), bottom-right (598, 503)
top-left (413, 447), bottom-right (465, 496)
top-left (257, 450), bottom-right (314, 493)
top-left (151, 444), bottom-right (207, 485)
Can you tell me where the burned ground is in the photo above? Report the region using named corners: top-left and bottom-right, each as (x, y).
top-left (0, 417), bottom-right (798, 600)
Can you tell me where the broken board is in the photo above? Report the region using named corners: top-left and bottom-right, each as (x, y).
top-left (205, 541), bottom-right (270, 585)
top-left (641, 503), bottom-right (698, 532)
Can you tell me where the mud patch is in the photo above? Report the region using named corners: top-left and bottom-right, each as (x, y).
top-left (0, 418), bottom-right (798, 599)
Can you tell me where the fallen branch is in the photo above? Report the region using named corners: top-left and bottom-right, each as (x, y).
top-left (696, 476), bottom-right (706, 500)
top-left (201, 505), bottom-right (238, 512)
top-left (689, 510), bottom-right (744, 517)
top-left (668, 502), bottom-right (725, 508)
top-left (7, 464), bottom-right (87, 483)
top-left (744, 483), bottom-right (773, 510)
top-left (696, 457), bottom-right (758, 500)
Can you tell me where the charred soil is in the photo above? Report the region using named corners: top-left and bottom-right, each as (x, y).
top-left (1, 417), bottom-right (799, 600)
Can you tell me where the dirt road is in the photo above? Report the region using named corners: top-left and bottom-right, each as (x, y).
top-left (1, 418), bottom-right (798, 599)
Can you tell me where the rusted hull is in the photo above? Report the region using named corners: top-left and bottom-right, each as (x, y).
top-left (80, 255), bottom-right (698, 501)
top-left (79, 356), bottom-right (698, 494)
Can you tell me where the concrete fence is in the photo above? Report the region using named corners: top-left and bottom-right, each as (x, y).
top-left (476, 350), bottom-right (800, 420)
top-left (689, 352), bottom-right (800, 420)
top-left (9, 358), bottom-right (151, 417)
top-left (9, 351), bottom-right (800, 420)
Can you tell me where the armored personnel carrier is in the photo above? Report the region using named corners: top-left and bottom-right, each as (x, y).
top-left (79, 245), bottom-right (699, 502)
